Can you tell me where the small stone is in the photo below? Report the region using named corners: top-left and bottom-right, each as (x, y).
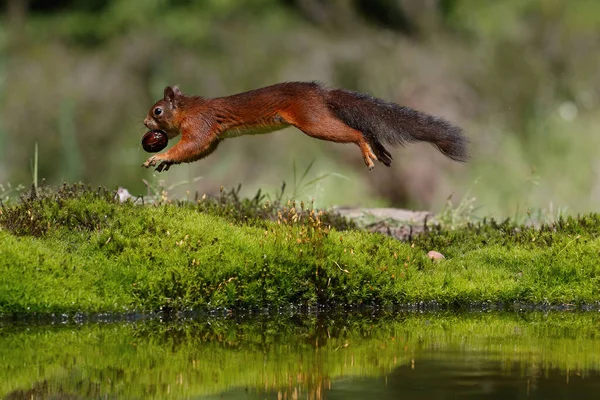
top-left (427, 251), bottom-right (445, 261)
top-left (115, 187), bottom-right (131, 203)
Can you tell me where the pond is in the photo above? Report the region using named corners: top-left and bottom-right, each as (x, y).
top-left (2, 311), bottom-right (600, 399)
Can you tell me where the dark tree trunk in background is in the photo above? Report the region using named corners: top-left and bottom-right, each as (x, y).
top-left (6, 0), bottom-right (29, 48)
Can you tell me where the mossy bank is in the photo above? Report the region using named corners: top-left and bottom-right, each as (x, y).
top-left (1, 185), bottom-right (599, 315)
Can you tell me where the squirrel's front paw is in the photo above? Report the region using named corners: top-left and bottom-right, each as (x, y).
top-left (142, 155), bottom-right (160, 168)
top-left (142, 155), bottom-right (175, 172)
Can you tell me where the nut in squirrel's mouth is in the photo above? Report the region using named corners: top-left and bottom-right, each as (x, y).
top-left (141, 130), bottom-right (169, 153)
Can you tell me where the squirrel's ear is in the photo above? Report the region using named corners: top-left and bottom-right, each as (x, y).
top-left (163, 86), bottom-right (180, 107)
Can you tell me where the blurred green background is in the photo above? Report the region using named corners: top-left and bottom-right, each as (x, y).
top-left (1, 0), bottom-right (598, 217)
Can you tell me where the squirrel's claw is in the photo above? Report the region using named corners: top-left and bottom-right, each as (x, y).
top-left (155, 161), bottom-right (172, 172)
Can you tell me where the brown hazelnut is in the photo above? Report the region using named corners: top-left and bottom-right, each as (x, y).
top-left (142, 130), bottom-right (168, 153)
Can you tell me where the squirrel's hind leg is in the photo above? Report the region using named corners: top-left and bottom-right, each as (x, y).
top-left (357, 139), bottom-right (378, 170)
top-left (281, 107), bottom-right (379, 170)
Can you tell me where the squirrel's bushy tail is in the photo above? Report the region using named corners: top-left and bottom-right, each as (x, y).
top-left (325, 88), bottom-right (468, 166)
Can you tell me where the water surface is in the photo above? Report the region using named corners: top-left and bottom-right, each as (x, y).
top-left (2, 311), bottom-right (599, 399)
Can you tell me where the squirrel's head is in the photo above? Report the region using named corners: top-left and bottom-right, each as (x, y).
top-left (144, 86), bottom-right (183, 139)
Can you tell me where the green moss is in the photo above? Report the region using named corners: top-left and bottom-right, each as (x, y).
top-left (1, 185), bottom-right (600, 314)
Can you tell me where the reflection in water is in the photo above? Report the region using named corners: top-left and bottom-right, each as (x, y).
top-left (324, 357), bottom-right (600, 400)
top-left (1, 312), bottom-right (600, 399)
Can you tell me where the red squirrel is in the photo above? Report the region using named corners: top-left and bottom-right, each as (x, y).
top-left (142, 82), bottom-right (467, 172)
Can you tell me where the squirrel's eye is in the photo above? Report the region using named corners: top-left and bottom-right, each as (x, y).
top-left (154, 107), bottom-right (162, 116)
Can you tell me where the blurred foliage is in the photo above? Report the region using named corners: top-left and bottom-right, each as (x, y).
top-left (1, 0), bottom-right (599, 216)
